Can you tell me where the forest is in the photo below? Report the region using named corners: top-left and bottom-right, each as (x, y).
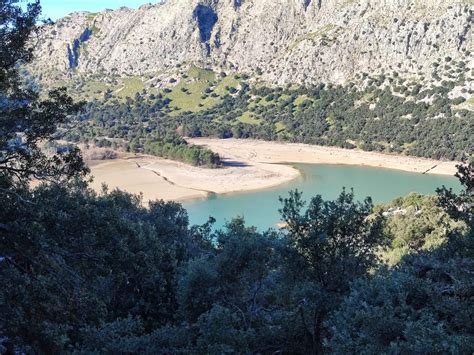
top-left (62, 63), bottom-right (473, 162)
top-left (1, 1), bottom-right (473, 354)
top-left (178, 80), bottom-right (473, 161)
top-left (63, 96), bottom-right (222, 167)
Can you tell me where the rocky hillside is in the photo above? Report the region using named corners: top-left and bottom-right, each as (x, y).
top-left (31, 0), bottom-right (473, 85)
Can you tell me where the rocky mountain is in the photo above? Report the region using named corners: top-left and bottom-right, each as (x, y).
top-left (30, 0), bottom-right (473, 86)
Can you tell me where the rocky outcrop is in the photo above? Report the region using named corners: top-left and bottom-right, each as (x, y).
top-left (30, 0), bottom-right (473, 84)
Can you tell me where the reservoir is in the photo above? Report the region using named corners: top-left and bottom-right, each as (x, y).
top-left (183, 164), bottom-right (461, 230)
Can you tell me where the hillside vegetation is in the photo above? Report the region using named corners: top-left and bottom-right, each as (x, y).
top-left (28, 0), bottom-right (473, 161)
top-left (61, 64), bottom-right (473, 161)
top-left (1, 1), bottom-right (473, 353)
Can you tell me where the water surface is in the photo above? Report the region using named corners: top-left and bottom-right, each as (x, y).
top-left (184, 164), bottom-right (461, 231)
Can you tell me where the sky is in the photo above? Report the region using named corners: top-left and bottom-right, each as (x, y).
top-left (34, 0), bottom-right (157, 20)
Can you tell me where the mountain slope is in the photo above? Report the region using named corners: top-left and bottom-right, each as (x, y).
top-left (31, 0), bottom-right (473, 85)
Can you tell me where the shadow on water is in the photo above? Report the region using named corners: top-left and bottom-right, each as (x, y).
top-left (222, 160), bottom-right (250, 168)
top-left (206, 192), bottom-right (218, 200)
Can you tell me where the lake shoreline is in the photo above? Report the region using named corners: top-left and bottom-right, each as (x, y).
top-left (87, 138), bottom-right (459, 203)
top-left (188, 138), bottom-right (459, 177)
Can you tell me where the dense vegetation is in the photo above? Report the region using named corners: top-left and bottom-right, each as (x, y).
top-left (2, 163), bottom-right (473, 353)
top-left (60, 64), bottom-right (473, 162)
top-left (179, 81), bottom-right (472, 161)
top-left (142, 134), bottom-right (221, 168)
top-left (1, 1), bottom-right (473, 353)
top-left (63, 96), bottom-right (222, 167)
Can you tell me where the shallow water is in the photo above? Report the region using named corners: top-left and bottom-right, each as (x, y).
top-left (183, 164), bottom-right (461, 231)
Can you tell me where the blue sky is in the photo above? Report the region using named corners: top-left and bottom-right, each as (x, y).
top-left (35, 0), bottom-right (157, 20)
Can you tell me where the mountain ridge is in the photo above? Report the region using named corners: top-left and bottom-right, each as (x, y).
top-left (31, 0), bottom-right (473, 85)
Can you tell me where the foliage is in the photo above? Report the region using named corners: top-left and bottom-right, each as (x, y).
top-left (276, 189), bottom-right (385, 353)
top-left (326, 248), bottom-right (474, 353)
top-left (64, 76), bottom-right (473, 162)
top-left (377, 193), bottom-right (467, 265)
top-left (0, 0), bottom-right (88, 191)
top-left (1, 1), bottom-right (473, 353)
top-left (142, 134), bottom-right (221, 168)
top-left (0, 183), bottom-right (208, 353)
top-left (437, 160), bottom-right (474, 228)
top-left (325, 161), bottom-right (474, 353)
top-left (65, 95), bottom-right (222, 167)
top-left (0, 184), bottom-right (387, 353)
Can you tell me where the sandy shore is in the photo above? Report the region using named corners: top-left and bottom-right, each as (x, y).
top-left (88, 138), bottom-right (458, 203)
top-left (88, 151), bottom-right (299, 203)
top-left (189, 138), bottom-right (458, 176)
top-left (88, 159), bottom-right (207, 202)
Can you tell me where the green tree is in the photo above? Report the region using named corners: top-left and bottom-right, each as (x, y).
top-left (326, 254), bottom-right (474, 354)
top-left (437, 160), bottom-right (474, 228)
top-left (0, 181), bottom-right (211, 353)
top-left (178, 218), bottom-right (284, 353)
top-left (0, 0), bottom-right (87, 193)
top-left (378, 193), bottom-right (467, 265)
top-left (277, 189), bottom-right (385, 353)
top-left (325, 163), bottom-right (474, 354)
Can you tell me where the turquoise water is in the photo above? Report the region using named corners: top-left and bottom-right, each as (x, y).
top-left (183, 164), bottom-right (461, 231)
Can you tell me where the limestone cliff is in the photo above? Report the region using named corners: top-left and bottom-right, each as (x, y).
top-left (31, 0), bottom-right (473, 84)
